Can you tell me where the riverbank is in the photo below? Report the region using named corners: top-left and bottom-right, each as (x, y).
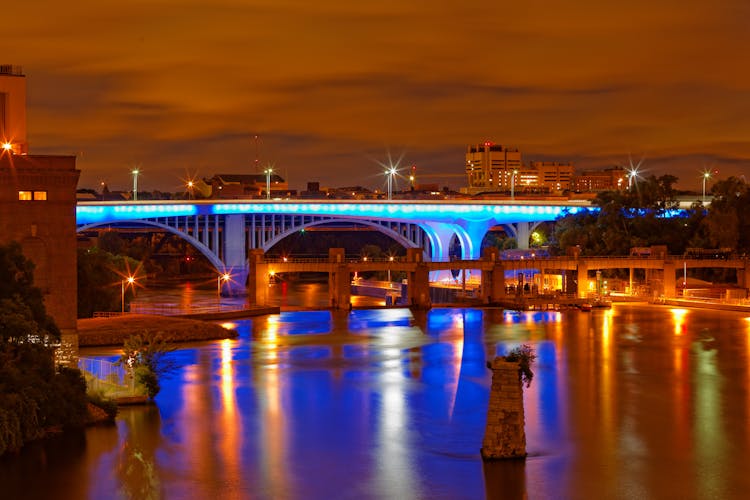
top-left (78, 314), bottom-right (240, 347)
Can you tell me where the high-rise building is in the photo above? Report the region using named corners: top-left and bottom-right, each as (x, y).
top-left (465, 142), bottom-right (522, 194)
top-left (464, 142), bottom-right (574, 195)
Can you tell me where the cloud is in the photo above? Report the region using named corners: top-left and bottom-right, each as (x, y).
top-left (6, 0), bottom-right (750, 191)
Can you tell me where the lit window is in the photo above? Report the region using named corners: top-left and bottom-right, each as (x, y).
top-left (33, 191), bottom-right (47, 201)
top-left (18, 191), bottom-right (32, 201)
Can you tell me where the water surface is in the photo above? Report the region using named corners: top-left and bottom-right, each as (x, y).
top-left (3, 304), bottom-right (750, 499)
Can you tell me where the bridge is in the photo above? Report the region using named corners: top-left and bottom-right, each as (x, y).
top-left (76, 199), bottom-right (596, 294)
top-left (249, 248), bottom-right (750, 309)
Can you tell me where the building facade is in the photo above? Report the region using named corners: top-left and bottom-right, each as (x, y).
top-left (465, 143), bottom-right (522, 194)
top-left (0, 67), bottom-right (79, 342)
top-left (464, 142), bottom-right (574, 195)
top-left (572, 166), bottom-right (626, 192)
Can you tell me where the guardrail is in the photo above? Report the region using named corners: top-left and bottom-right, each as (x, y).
top-left (78, 356), bottom-right (138, 398)
top-left (129, 303), bottom-right (248, 316)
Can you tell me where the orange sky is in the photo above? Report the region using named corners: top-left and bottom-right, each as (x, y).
top-left (5, 1), bottom-right (750, 192)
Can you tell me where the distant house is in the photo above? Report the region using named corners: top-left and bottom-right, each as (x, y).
top-left (204, 173), bottom-right (293, 199)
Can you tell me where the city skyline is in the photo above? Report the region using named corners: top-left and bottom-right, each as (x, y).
top-left (5, 1), bottom-right (750, 193)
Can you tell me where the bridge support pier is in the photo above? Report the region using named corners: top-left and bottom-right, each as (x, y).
top-left (223, 214), bottom-right (249, 296)
top-left (248, 249), bottom-right (269, 306)
top-left (577, 261), bottom-right (589, 298)
top-left (663, 260), bottom-right (676, 298)
top-left (328, 248), bottom-right (351, 310)
top-left (406, 248), bottom-right (431, 309)
top-left (738, 263), bottom-right (750, 291)
top-left (480, 248), bottom-right (505, 303)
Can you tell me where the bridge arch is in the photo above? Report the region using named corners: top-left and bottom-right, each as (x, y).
top-left (77, 220), bottom-right (227, 273)
top-left (261, 217), bottom-right (425, 255)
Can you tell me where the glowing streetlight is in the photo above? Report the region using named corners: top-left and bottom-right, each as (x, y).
top-left (187, 180), bottom-right (195, 200)
top-left (625, 157), bottom-right (643, 191)
top-left (131, 168), bottom-right (140, 201)
top-left (702, 170), bottom-right (712, 203)
top-left (2, 142), bottom-right (12, 153)
top-left (510, 169), bottom-right (518, 200)
top-left (386, 167), bottom-right (397, 200)
top-left (388, 255), bottom-right (394, 282)
top-left (264, 167), bottom-right (273, 200)
top-left (121, 276), bottom-right (135, 314)
top-left (217, 272), bottom-right (231, 298)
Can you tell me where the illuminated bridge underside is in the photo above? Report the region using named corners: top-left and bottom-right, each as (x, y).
top-left (76, 200), bottom-right (591, 292)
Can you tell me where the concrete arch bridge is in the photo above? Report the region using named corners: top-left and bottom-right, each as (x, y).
top-left (76, 199), bottom-right (593, 294)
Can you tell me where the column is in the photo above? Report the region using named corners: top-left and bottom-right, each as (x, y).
top-left (223, 214), bottom-right (248, 295)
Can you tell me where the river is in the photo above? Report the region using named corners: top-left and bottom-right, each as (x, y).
top-left (2, 300), bottom-right (750, 499)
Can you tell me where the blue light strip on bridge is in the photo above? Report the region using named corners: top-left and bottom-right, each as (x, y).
top-left (76, 200), bottom-right (593, 226)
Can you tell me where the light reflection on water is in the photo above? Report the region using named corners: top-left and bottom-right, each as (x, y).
top-left (3, 305), bottom-right (750, 498)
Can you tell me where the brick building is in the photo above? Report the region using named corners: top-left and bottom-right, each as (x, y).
top-left (1, 66), bottom-right (80, 342)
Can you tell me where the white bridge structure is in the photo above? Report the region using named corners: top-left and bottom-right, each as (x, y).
top-left (77, 199), bottom-right (594, 294)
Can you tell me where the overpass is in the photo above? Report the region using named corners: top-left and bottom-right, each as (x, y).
top-left (76, 199), bottom-right (596, 293)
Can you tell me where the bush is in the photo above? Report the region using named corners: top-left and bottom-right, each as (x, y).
top-left (503, 344), bottom-right (537, 388)
top-left (87, 391), bottom-right (119, 421)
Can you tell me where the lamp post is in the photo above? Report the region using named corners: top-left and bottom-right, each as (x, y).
top-left (386, 167), bottom-right (397, 200)
top-left (217, 273), bottom-right (230, 299)
top-left (264, 167), bottom-right (273, 200)
top-left (131, 168), bottom-right (140, 201)
top-left (510, 169), bottom-right (518, 200)
top-left (187, 180), bottom-right (194, 200)
top-left (702, 171), bottom-right (711, 203)
top-left (388, 255), bottom-right (394, 282)
top-left (121, 276), bottom-right (135, 314)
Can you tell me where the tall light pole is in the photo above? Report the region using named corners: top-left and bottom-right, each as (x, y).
top-left (386, 167), bottom-right (397, 200)
top-left (121, 276), bottom-right (135, 314)
top-left (217, 272), bottom-right (230, 299)
top-left (264, 167), bottom-right (273, 200)
top-left (702, 171), bottom-right (711, 203)
top-left (187, 180), bottom-right (194, 200)
top-left (511, 169), bottom-right (518, 200)
top-left (131, 168), bottom-right (140, 201)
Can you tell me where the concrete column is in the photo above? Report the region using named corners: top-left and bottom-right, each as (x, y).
top-left (408, 264), bottom-right (431, 309)
top-left (481, 247), bottom-right (503, 303)
top-left (481, 358), bottom-right (527, 460)
top-left (223, 214), bottom-right (248, 295)
top-left (577, 261), bottom-right (589, 298)
top-left (663, 260), bottom-right (676, 298)
top-left (327, 248), bottom-right (349, 309)
top-left (738, 263), bottom-right (750, 290)
top-left (247, 249), bottom-right (266, 305)
top-left (506, 222), bottom-right (533, 250)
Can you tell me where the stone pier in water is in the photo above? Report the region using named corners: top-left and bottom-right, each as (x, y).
top-left (481, 357), bottom-right (527, 460)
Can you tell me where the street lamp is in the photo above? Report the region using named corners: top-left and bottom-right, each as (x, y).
top-left (264, 167), bottom-right (273, 200)
top-left (121, 276), bottom-right (135, 314)
top-left (385, 167), bottom-right (397, 200)
top-left (217, 272), bottom-right (230, 299)
top-left (187, 180), bottom-right (194, 200)
top-left (510, 169), bottom-right (518, 200)
top-left (702, 171), bottom-right (711, 203)
top-left (131, 168), bottom-right (140, 201)
top-left (388, 255), bottom-right (394, 282)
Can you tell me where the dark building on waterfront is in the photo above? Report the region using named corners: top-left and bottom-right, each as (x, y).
top-left (0, 66), bottom-right (80, 341)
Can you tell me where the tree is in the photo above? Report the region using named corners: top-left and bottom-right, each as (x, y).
top-left (117, 332), bottom-right (178, 400)
top-left (0, 243), bottom-right (88, 456)
top-left (77, 247), bottom-right (143, 317)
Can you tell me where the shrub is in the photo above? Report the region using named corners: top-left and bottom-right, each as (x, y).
top-left (503, 344), bottom-right (536, 388)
